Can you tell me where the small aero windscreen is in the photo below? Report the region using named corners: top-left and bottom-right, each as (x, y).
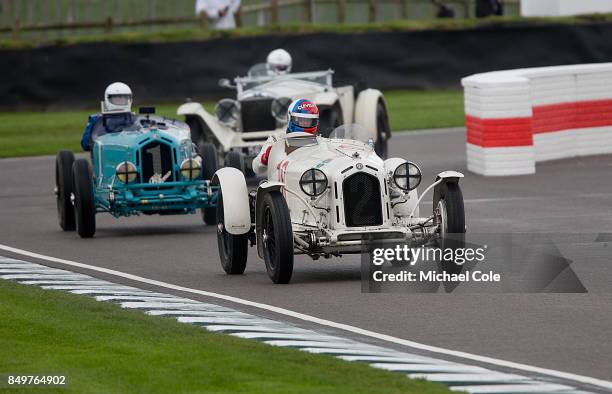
top-left (285, 136), bottom-right (318, 148)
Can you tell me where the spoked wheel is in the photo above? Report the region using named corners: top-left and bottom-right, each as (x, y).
top-left (434, 182), bottom-right (465, 273)
top-left (200, 143), bottom-right (219, 225)
top-left (261, 191), bottom-right (294, 284)
top-left (72, 159), bottom-right (96, 238)
top-left (374, 100), bottom-right (390, 159)
top-left (217, 191), bottom-right (248, 275)
top-left (55, 150), bottom-right (75, 231)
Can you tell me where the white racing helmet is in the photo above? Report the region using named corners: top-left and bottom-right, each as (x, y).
top-left (103, 82), bottom-right (133, 113)
top-left (266, 49), bottom-right (292, 75)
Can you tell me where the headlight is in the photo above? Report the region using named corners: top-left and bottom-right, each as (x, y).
top-left (393, 162), bottom-right (421, 191)
top-left (300, 169), bottom-right (328, 197)
top-left (215, 98), bottom-right (240, 127)
top-left (180, 158), bottom-right (201, 180)
top-left (115, 161), bottom-right (138, 184)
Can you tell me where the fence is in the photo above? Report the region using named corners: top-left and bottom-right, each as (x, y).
top-left (0, 0), bottom-right (520, 40)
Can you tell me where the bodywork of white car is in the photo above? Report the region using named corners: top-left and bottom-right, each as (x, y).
top-left (178, 69), bottom-right (390, 171)
top-left (213, 126), bottom-right (465, 283)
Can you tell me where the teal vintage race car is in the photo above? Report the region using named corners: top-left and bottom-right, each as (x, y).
top-left (55, 107), bottom-right (244, 238)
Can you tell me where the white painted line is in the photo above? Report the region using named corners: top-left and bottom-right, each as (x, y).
top-left (408, 373), bottom-right (529, 383)
top-left (372, 363), bottom-right (489, 373)
top-left (449, 383), bottom-right (575, 393)
top-left (1, 244), bottom-right (610, 391)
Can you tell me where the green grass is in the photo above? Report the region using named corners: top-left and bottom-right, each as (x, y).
top-left (0, 279), bottom-right (449, 393)
top-left (0, 90), bottom-right (465, 158)
top-left (3, 14), bottom-right (612, 49)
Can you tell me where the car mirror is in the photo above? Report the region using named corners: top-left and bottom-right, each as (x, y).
top-left (218, 78), bottom-right (235, 89)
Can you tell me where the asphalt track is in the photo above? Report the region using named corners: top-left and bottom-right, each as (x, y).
top-left (1, 129), bottom-right (612, 389)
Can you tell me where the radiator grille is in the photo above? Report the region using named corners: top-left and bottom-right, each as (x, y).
top-left (141, 141), bottom-right (174, 183)
top-left (241, 98), bottom-right (276, 132)
top-left (342, 172), bottom-right (383, 227)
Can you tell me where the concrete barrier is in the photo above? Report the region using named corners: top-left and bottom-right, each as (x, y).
top-left (462, 63), bottom-right (612, 176)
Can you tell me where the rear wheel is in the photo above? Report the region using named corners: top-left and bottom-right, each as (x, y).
top-left (217, 192), bottom-right (249, 275)
top-left (435, 183), bottom-right (465, 273)
top-left (186, 117), bottom-right (206, 149)
top-left (55, 150), bottom-right (75, 231)
top-left (261, 191), bottom-right (294, 284)
top-left (224, 150), bottom-right (245, 173)
top-left (200, 143), bottom-right (219, 225)
top-left (72, 159), bottom-right (96, 238)
top-left (375, 100), bottom-right (390, 159)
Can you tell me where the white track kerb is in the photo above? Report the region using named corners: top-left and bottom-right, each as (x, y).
top-left (1, 244), bottom-right (611, 393)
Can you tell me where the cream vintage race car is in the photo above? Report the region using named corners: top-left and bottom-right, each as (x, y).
top-left (212, 125), bottom-right (465, 284)
top-left (178, 66), bottom-right (391, 174)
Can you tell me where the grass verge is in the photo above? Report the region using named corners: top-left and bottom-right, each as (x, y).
top-left (0, 279), bottom-right (449, 393)
top-left (3, 14), bottom-right (612, 49)
top-left (0, 90), bottom-right (464, 158)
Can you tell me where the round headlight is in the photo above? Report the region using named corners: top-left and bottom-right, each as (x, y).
top-left (300, 169), bottom-right (328, 197)
top-left (271, 97), bottom-right (292, 123)
top-left (180, 158), bottom-right (201, 180)
top-left (115, 161), bottom-right (138, 184)
top-left (215, 98), bottom-right (240, 127)
top-left (393, 162), bottom-right (421, 191)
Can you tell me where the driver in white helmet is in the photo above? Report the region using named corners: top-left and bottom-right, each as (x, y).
top-left (252, 99), bottom-right (319, 177)
top-left (81, 82), bottom-right (135, 151)
top-left (266, 49), bottom-right (292, 76)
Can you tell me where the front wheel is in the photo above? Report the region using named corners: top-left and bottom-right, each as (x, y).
top-left (217, 191), bottom-right (249, 275)
top-left (374, 100), bottom-right (390, 159)
top-left (224, 150), bottom-right (245, 173)
top-left (201, 143), bottom-right (219, 225)
top-left (435, 182), bottom-right (465, 273)
top-left (261, 191), bottom-right (294, 284)
top-left (72, 159), bottom-right (96, 238)
top-left (55, 150), bottom-right (75, 231)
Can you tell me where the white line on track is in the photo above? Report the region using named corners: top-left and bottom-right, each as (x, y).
top-left (1, 243), bottom-right (611, 391)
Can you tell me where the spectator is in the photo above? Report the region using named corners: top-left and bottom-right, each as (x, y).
top-left (476, 0), bottom-right (503, 18)
top-left (431, 1), bottom-right (455, 18)
top-left (195, 0), bottom-right (241, 30)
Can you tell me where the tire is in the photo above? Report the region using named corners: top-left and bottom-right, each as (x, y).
top-left (435, 183), bottom-right (465, 273)
top-left (217, 191), bottom-right (249, 275)
top-left (72, 159), bottom-right (96, 238)
top-left (186, 117), bottom-right (206, 149)
top-left (224, 150), bottom-right (245, 173)
top-left (374, 100), bottom-right (390, 159)
top-left (55, 150), bottom-right (75, 231)
top-left (200, 143), bottom-right (219, 225)
top-left (318, 104), bottom-right (343, 137)
top-left (261, 191), bottom-right (294, 284)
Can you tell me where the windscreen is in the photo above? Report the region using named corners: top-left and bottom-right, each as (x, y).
top-left (328, 124), bottom-right (372, 144)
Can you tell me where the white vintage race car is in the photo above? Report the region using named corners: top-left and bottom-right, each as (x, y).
top-left (177, 65), bottom-right (391, 173)
top-left (212, 124), bottom-right (466, 284)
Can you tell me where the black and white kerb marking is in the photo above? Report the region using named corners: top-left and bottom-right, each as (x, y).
top-left (0, 257), bottom-right (596, 394)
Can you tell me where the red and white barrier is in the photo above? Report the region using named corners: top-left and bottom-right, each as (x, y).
top-left (462, 63), bottom-right (612, 176)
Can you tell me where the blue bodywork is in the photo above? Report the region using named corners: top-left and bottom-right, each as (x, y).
top-left (89, 114), bottom-right (217, 217)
